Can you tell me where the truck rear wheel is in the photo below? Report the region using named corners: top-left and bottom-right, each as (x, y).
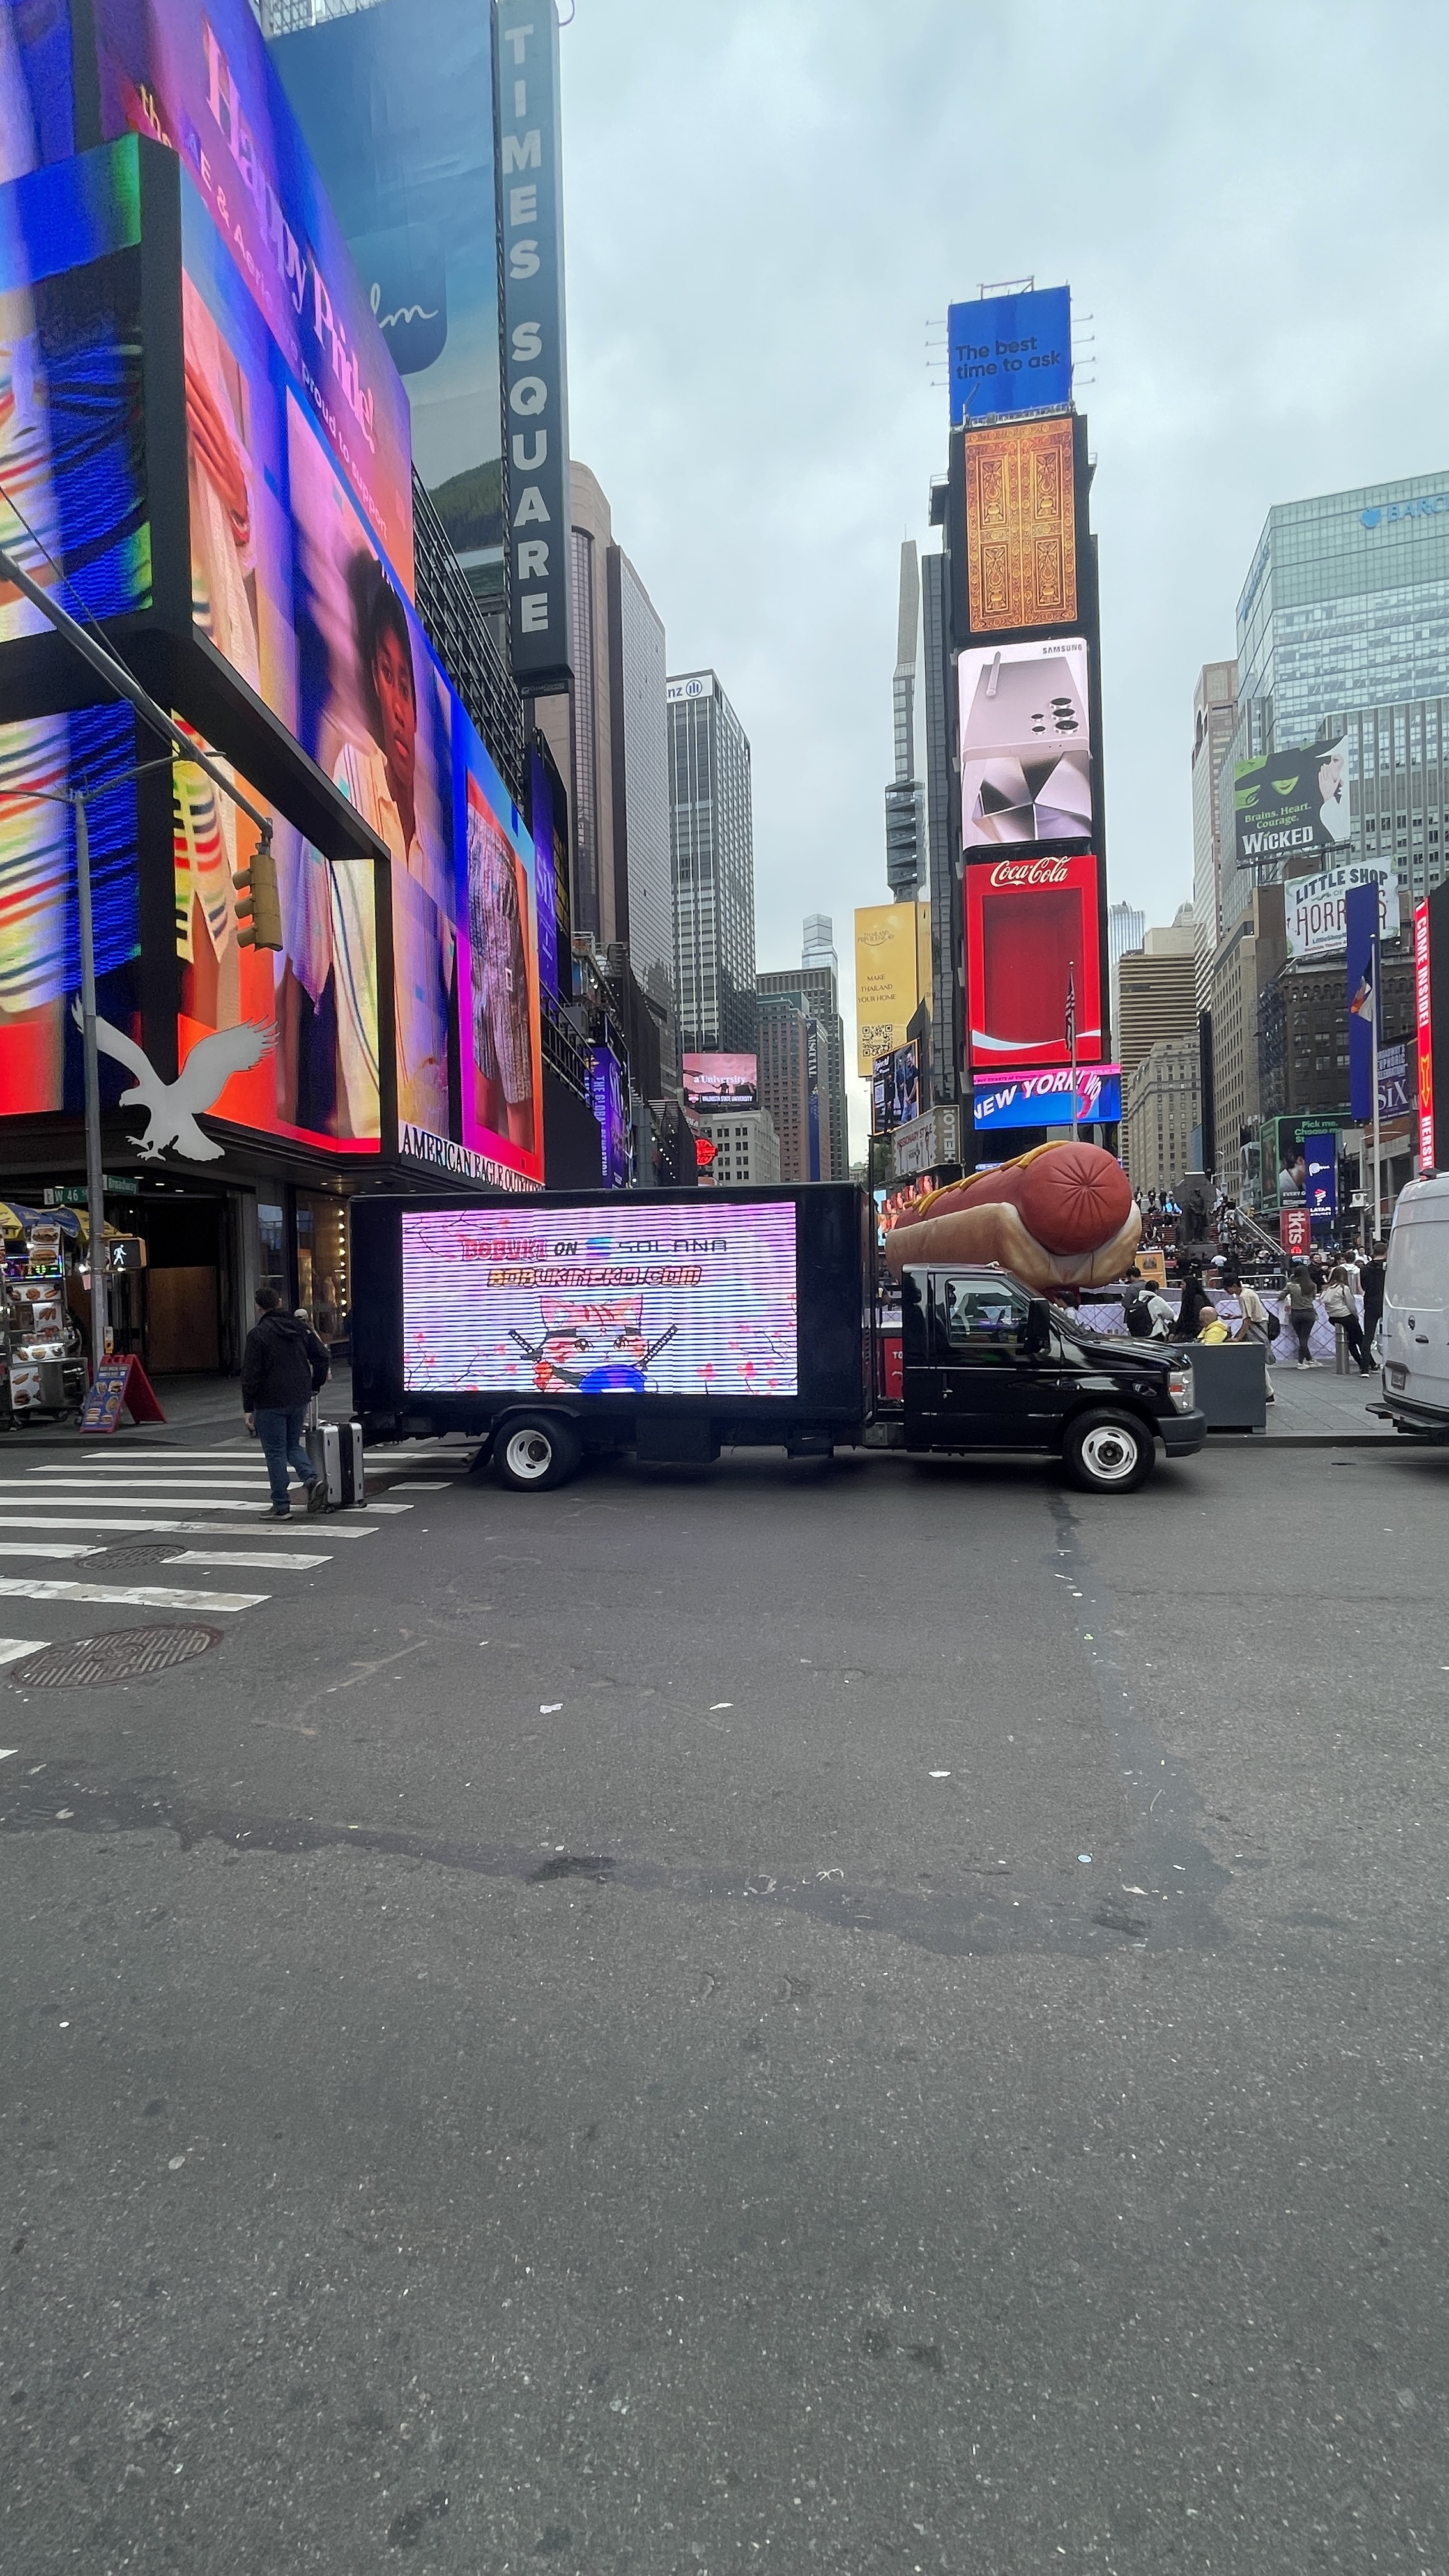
top-left (494, 1414), bottom-right (582, 1493)
top-left (1062, 1409), bottom-right (1154, 1495)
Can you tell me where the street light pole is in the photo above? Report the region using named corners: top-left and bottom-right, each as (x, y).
top-left (72, 792), bottom-right (107, 1372)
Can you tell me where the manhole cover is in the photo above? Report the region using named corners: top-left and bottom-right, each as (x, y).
top-left (9, 1626), bottom-right (224, 1688)
top-left (97, 1544), bottom-right (174, 1567)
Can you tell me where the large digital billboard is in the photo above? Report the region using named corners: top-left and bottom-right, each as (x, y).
top-left (1234, 742), bottom-right (1351, 873)
top-left (962, 413), bottom-right (1077, 636)
top-left (947, 285), bottom-right (1071, 427)
top-left (854, 901), bottom-right (931, 1076)
top-left (456, 703), bottom-right (544, 1185)
top-left (972, 1064), bottom-right (1121, 1132)
top-left (0, 704), bottom-right (140, 1114)
top-left (86, 0), bottom-right (414, 587)
top-left (268, 0), bottom-right (503, 579)
top-left (170, 725), bottom-right (380, 1151)
top-left (964, 850), bottom-right (1104, 1070)
top-left (958, 638), bottom-right (1092, 849)
top-left (284, 396), bottom-right (543, 1183)
top-left (0, 139), bottom-right (150, 641)
top-left (1414, 898), bottom-right (1434, 1169)
top-left (399, 1200), bottom-right (799, 1398)
top-left (682, 1054), bottom-right (758, 1109)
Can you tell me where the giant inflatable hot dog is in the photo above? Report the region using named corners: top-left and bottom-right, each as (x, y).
top-left (882, 1140), bottom-right (1140, 1291)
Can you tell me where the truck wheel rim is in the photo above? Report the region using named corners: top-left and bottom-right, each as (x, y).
top-left (505, 1429), bottom-right (553, 1482)
top-left (1080, 1424), bottom-right (1138, 1483)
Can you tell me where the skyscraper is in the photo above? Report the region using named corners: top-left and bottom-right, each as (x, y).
top-left (885, 540), bottom-right (926, 901)
top-left (668, 671), bottom-right (757, 1054)
top-left (1107, 900), bottom-right (1145, 1057)
top-left (802, 914), bottom-right (838, 975)
top-left (920, 548), bottom-right (961, 1096)
top-left (1220, 468), bottom-right (1449, 928)
top-left (756, 996), bottom-right (814, 1181)
top-left (756, 926), bottom-right (848, 1181)
top-left (533, 463), bottom-right (671, 992)
top-left (1191, 660), bottom-right (1238, 1011)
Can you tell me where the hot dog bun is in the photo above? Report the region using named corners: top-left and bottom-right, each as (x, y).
top-left (883, 1141), bottom-right (1141, 1289)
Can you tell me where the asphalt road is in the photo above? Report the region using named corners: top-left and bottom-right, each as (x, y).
top-left (3, 1433), bottom-right (1448, 2575)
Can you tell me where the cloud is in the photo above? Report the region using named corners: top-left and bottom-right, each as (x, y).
top-left (557, 0), bottom-right (1449, 1147)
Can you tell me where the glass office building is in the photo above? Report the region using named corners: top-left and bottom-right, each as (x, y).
top-left (1237, 471), bottom-right (1449, 744)
top-left (1221, 470), bottom-right (1449, 925)
top-left (668, 672), bottom-right (757, 1054)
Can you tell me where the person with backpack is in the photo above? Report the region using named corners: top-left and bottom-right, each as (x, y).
top-left (1124, 1281), bottom-right (1176, 1340)
top-left (1360, 1243), bottom-right (1386, 1363)
top-left (241, 1286), bottom-right (333, 1517)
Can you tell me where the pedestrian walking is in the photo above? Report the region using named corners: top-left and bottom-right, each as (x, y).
top-left (1360, 1242), bottom-right (1386, 1362)
top-left (1222, 1268), bottom-right (1276, 1402)
top-left (1285, 1266), bottom-right (1320, 1367)
top-left (1324, 1262), bottom-right (1371, 1372)
top-left (241, 1286), bottom-right (333, 1517)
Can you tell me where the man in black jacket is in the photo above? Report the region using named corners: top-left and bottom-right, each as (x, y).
top-left (241, 1287), bottom-right (332, 1517)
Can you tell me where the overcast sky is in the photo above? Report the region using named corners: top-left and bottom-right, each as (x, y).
top-left (556, 0), bottom-right (1449, 1145)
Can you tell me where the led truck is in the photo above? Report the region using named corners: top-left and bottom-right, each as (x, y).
top-left (350, 1147), bottom-right (1206, 1499)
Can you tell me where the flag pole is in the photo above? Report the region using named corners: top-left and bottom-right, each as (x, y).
top-left (1067, 961), bottom-right (1078, 1140)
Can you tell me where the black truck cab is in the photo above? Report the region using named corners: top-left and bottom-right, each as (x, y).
top-left (898, 1265), bottom-right (1207, 1492)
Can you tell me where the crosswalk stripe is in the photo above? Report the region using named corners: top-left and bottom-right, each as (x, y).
top-left (361, 1500), bottom-right (412, 1514)
top-left (162, 1550), bottom-right (330, 1572)
top-left (0, 1543), bottom-right (105, 1560)
top-left (0, 1637), bottom-right (48, 1666)
top-left (24, 1474), bottom-right (273, 1489)
top-left (0, 1574), bottom-right (267, 1612)
top-left (383, 1481), bottom-right (459, 1492)
top-left (0, 1494), bottom-right (272, 1515)
top-left (0, 1514), bottom-right (379, 1538)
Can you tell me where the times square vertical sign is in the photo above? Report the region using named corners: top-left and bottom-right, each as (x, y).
top-left (493, 2), bottom-right (573, 691)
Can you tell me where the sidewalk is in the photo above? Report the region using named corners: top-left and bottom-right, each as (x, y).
top-left (1255, 1357), bottom-right (1397, 1445)
top-left (3, 1367), bottom-right (354, 1452)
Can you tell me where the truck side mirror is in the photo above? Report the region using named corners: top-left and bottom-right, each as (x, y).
top-left (1023, 1298), bottom-right (1050, 1353)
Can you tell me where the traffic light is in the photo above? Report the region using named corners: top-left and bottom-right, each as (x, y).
top-left (233, 824), bottom-right (282, 949)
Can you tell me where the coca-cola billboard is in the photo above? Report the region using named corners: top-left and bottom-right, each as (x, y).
top-left (964, 848), bottom-right (1104, 1071)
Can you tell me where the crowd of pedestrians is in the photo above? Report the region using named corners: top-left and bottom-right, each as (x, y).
top-left (1123, 1243), bottom-right (1386, 1378)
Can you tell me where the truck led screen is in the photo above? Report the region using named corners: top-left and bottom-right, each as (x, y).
top-left (401, 1201), bottom-right (799, 1399)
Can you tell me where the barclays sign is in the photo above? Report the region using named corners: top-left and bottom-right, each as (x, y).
top-left (1361, 494), bottom-right (1449, 528)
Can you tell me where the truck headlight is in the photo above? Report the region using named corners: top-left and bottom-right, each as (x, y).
top-left (1167, 1365), bottom-right (1195, 1414)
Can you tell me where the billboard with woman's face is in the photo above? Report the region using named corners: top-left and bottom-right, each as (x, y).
top-left (286, 392), bottom-right (456, 1144)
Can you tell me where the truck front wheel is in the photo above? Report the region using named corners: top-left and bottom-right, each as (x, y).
top-left (493, 1413), bottom-right (582, 1493)
top-left (1062, 1409), bottom-right (1154, 1495)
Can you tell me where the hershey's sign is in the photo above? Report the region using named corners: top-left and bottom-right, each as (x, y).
top-left (492, 4), bottom-right (572, 690)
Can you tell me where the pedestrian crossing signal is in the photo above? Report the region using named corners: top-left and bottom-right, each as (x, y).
top-left (233, 825), bottom-right (282, 950)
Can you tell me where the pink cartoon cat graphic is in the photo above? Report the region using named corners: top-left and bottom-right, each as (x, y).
top-left (510, 1296), bottom-right (678, 1393)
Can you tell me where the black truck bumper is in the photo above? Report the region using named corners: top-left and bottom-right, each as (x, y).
top-left (1160, 1407), bottom-right (1208, 1457)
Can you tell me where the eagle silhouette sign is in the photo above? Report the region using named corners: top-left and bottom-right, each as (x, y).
top-left (73, 1003), bottom-right (275, 1162)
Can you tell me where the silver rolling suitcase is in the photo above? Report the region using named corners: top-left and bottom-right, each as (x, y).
top-left (339, 1419), bottom-right (366, 1506)
top-left (304, 1399), bottom-right (343, 1510)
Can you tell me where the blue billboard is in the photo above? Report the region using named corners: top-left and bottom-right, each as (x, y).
top-left (1346, 880), bottom-right (1377, 1123)
top-left (973, 1064), bottom-right (1120, 1133)
top-left (948, 286), bottom-right (1072, 426)
top-left (1304, 1131), bottom-right (1338, 1219)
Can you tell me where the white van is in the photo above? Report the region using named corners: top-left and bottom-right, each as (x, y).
top-left (1380, 1173), bottom-right (1449, 1435)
